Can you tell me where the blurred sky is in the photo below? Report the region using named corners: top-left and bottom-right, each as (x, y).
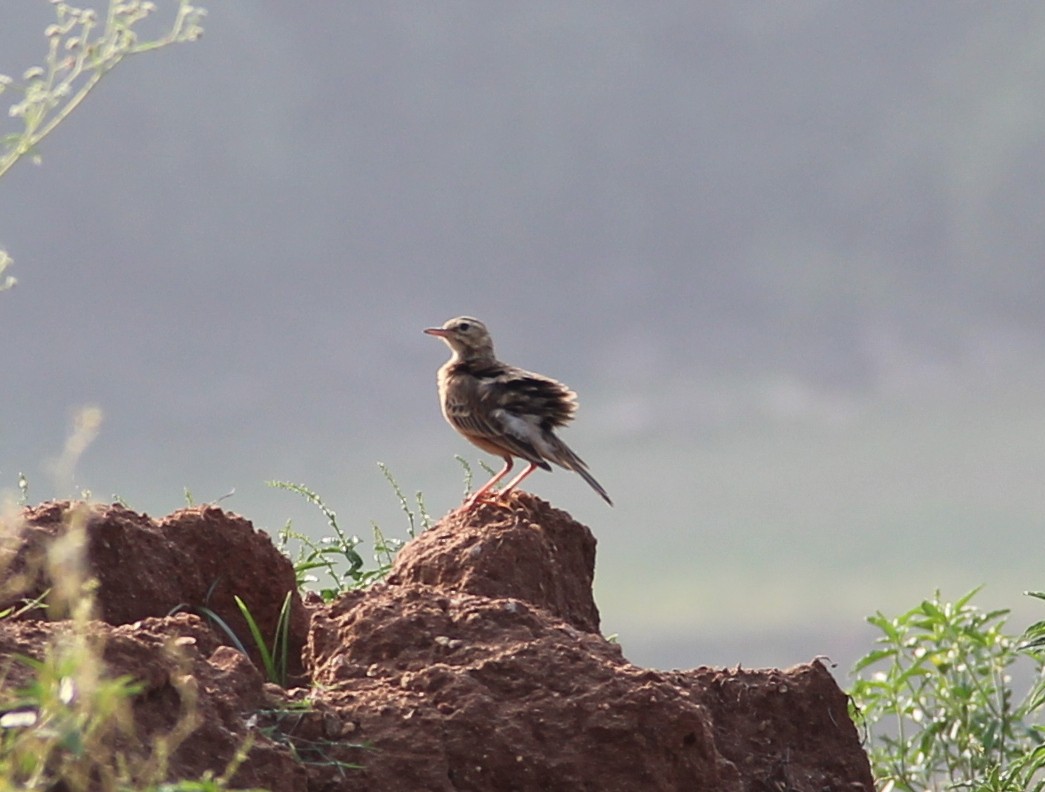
top-left (3, 2), bottom-right (1045, 674)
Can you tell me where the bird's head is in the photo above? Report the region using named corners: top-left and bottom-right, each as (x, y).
top-left (424, 316), bottom-right (495, 362)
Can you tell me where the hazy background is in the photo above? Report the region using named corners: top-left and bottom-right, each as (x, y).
top-left (3, 2), bottom-right (1045, 676)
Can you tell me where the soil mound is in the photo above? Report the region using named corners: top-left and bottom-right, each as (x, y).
top-left (3, 501), bottom-right (308, 679)
top-left (0, 496), bottom-right (873, 791)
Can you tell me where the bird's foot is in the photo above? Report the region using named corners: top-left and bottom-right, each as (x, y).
top-left (458, 488), bottom-right (514, 512)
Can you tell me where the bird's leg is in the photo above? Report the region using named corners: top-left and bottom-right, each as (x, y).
top-left (463, 458), bottom-right (513, 508)
top-left (498, 461), bottom-right (540, 499)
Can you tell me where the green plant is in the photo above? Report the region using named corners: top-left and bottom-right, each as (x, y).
top-left (0, 502), bottom-right (254, 791)
top-left (376, 461), bottom-right (431, 538)
top-left (256, 703), bottom-right (363, 779)
top-left (1, 0), bottom-right (205, 179)
top-left (269, 481), bottom-right (365, 599)
top-left (0, 0), bottom-right (206, 281)
top-left (15, 473), bottom-right (29, 505)
top-left (270, 464), bottom-right (430, 601)
top-left (0, 591), bottom-right (49, 621)
top-left (169, 579), bottom-right (294, 688)
top-left (0, 642), bottom-right (143, 790)
top-left (232, 593), bottom-right (292, 688)
top-left (850, 587), bottom-right (1045, 791)
top-left (0, 251), bottom-right (13, 293)
top-left (455, 454), bottom-right (495, 498)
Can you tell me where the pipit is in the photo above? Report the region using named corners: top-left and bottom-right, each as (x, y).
top-left (424, 316), bottom-right (612, 507)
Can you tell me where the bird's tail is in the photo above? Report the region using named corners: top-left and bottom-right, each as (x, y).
top-left (546, 433), bottom-right (613, 506)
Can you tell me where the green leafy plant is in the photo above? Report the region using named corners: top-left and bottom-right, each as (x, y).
top-left (455, 454), bottom-right (495, 498)
top-left (269, 481), bottom-right (365, 599)
top-left (270, 463), bottom-right (430, 601)
top-left (0, 503), bottom-right (252, 791)
top-left (232, 593), bottom-right (292, 688)
top-left (0, 250), bottom-right (14, 293)
top-left (169, 581), bottom-right (294, 687)
top-left (0, 590), bottom-right (49, 621)
top-left (0, 0), bottom-right (205, 179)
top-left (850, 587), bottom-right (1045, 792)
top-left (0, 648), bottom-right (142, 789)
top-left (375, 461), bottom-right (431, 538)
top-left (0, 0), bottom-right (206, 282)
top-left (256, 703), bottom-right (363, 779)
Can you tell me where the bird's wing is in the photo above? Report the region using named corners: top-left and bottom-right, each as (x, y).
top-left (443, 363), bottom-right (552, 466)
top-left (444, 360), bottom-right (611, 505)
top-left (477, 364), bottom-right (578, 428)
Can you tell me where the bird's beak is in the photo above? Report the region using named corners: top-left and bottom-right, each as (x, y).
top-left (424, 327), bottom-right (449, 337)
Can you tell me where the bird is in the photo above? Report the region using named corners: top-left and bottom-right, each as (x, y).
top-left (424, 316), bottom-right (612, 508)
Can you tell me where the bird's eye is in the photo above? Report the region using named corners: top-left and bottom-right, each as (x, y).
top-left (457, 322), bottom-right (471, 332)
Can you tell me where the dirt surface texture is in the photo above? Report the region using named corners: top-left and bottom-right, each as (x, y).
top-left (0, 495), bottom-right (875, 791)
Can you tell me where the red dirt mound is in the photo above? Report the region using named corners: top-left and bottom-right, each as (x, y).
top-left (2, 501), bottom-right (309, 680)
top-left (386, 493), bottom-right (599, 632)
top-left (0, 495), bottom-right (874, 791)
